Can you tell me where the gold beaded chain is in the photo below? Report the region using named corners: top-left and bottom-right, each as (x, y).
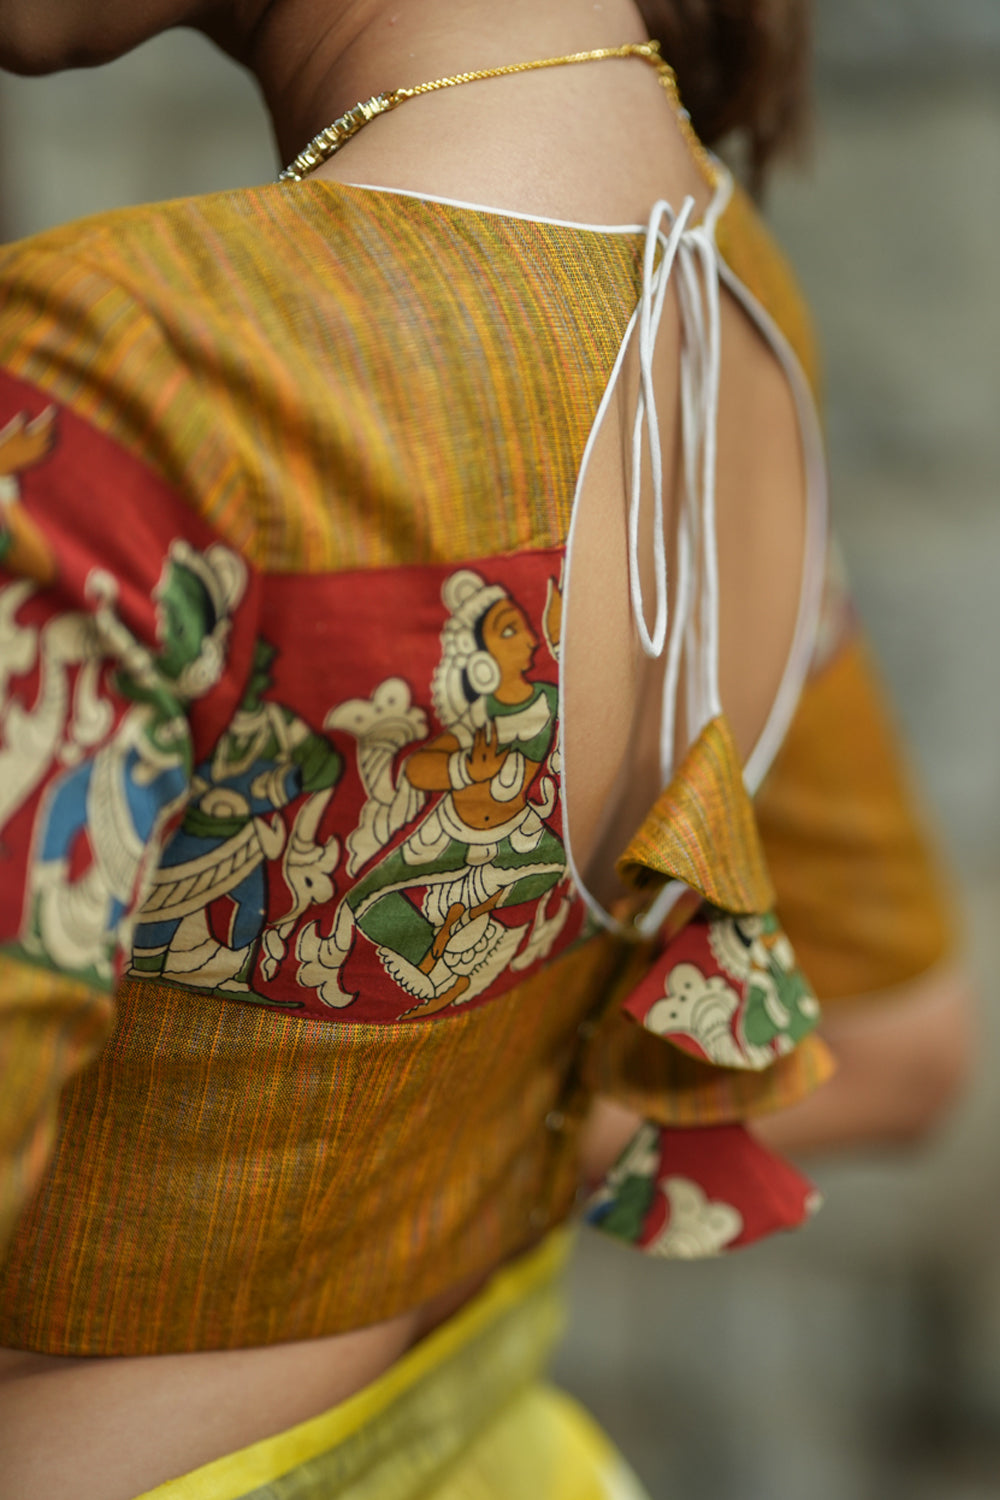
top-left (278, 39), bottom-right (715, 184)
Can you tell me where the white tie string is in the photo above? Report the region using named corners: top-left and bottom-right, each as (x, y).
top-left (690, 224), bottom-right (724, 729)
top-left (628, 196), bottom-right (695, 659)
top-left (627, 196), bottom-right (726, 786)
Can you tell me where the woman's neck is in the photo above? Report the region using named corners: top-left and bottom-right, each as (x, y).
top-left (240, 0), bottom-right (650, 172)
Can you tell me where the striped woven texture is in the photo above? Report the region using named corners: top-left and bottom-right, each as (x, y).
top-left (0, 935), bottom-right (620, 1353)
top-left (755, 632), bottom-right (958, 1002)
top-left (0, 173), bottom-right (947, 1357)
top-left (615, 714), bottom-right (776, 913)
top-left (0, 184), bottom-right (646, 572)
top-left (0, 954), bottom-right (113, 1249)
top-left (0, 187), bottom-right (654, 1353)
top-left (587, 1017), bottom-right (836, 1129)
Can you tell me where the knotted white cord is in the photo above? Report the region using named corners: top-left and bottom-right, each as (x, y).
top-left (691, 225), bottom-right (724, 727)
top-left (628, 196), bottom-right (694, 659)
top-left (628, 195), bottom-right (726, 787)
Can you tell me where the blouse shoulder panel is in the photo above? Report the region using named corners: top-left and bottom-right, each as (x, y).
top-left (0, 364), bottom-right (258, 1261)
top-left (0, 225), bottom-right (254, 559)
top-left (5, 186), bottom-right (644, 574)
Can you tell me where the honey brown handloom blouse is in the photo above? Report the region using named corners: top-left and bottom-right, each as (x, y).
top-left (0, 148), bottom-right (955, 1354)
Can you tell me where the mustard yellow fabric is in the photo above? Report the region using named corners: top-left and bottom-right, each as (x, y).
top-left (755, 631), bottom-right (958, 1003)
top-left (0, 952), bottom-right (112, 1247)
top-left (0, 185), bottom-right (644, 574)
top-left (616, 715), bottom-right (776, 913)
top-left (0, 936), bottom-right (624, 1353)
top-left (586, 1016), bottom-right (836, 1129)
top-left (0, 163), bottom-right (955, 1359)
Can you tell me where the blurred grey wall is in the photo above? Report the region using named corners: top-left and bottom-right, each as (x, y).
top-left (1, 5), bottom-right (999, 1497)
top-left (560, 10), bottom-right (1000, 1498)
top-left (0, 29), bottom-right (272, 236)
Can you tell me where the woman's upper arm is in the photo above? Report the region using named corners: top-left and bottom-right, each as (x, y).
top-left (751, 557), bottom-right (971, 1150)
top-left (0, 247), bottom-right (256, 1247)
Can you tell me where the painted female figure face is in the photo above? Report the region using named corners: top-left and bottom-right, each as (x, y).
top-left (480, 599), bottom-right (538, 684)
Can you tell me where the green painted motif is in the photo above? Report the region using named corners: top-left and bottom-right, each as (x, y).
top-left (596, 1170), bottom-right (654, 1244)
top-left (1, 538), bottom-right (247, 985)
top-left (130, 634), bottom-right (344, 999)
top-left (738, 911), bottom-right (819, 1051)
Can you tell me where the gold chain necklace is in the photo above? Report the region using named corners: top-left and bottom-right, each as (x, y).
top-left (278, 38), bottom-right (714, 184)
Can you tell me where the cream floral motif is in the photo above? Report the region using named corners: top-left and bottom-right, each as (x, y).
top-left (509, 886), bottom-right (572, 972)
top-left (325, 677), bottom-right (428, 877)
top-left (295, 899), bottom-right (356, 1007)
top-left (644, 961), bottom-right (770, 1069)
top-left (710, 913), bottom-right (789, 983)
top-left (708, 913), bottom-right (820, 1052)
top-left (648, 1177), bottom-right (743, 1259)
top-left (293, 566), bottom-right (567, 1016)
top-left (376, 917), bottom-right (526, 1007)
top-left (1, 544), bottom-right (246, 980)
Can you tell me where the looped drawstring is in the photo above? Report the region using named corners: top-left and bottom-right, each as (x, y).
top-left (627, 195), bottom-right (725, 786)
top-left (628, 196), bottom-right (694, 659)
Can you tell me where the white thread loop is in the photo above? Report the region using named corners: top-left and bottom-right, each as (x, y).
top-left (626, 196), bottom-right (725, 785)
top-left (694, 225), bottom-right (723, 726)
top-left (628, 196), bottom-right (694, 658)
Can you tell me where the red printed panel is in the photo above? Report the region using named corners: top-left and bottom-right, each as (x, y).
top-left (0, 371), bottom-right (588, 1024)
top-left (586, 1120), bottom-right (819, 1256)
top-left (621, 909), bottom-right (821, 1071)
top-left (131, 550), bottom-right (589, 1023)
top-left (0, 372), bottom-right (257, 988)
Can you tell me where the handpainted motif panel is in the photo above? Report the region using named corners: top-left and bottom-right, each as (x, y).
top-left (130, 551), bottom-right (589, 1023)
